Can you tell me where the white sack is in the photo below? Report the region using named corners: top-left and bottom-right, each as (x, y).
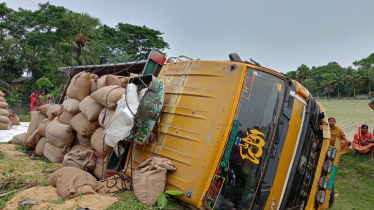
top-left (104, 83), bottom-right (140, 147)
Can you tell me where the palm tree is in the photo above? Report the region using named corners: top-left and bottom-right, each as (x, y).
top-left (346, 73), bottom-right (362, 98)
top-left (296, 64), bottom-right (312, 81)
top-left (332, 75), bottom-right (346, 98)
top-left (360, 69), bottom-right (374, 93)
top-left (320, 73), bottom-right (337, 99)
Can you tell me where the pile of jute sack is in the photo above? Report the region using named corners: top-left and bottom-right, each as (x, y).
top-left (11, 72), bottom-right (133, 179)
top-left (0, 90), bottom-right (20, 130)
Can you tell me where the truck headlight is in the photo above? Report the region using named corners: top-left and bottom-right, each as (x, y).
top-left (316, 190), bottom-right (326, 204)
top-left (318, 176), bottom-right (329, 190)
top-left (327, 147), bottom-right (337, 160)
top-left (323, 160), bottom-right (333, 173)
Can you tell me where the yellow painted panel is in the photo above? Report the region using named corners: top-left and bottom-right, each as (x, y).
top-left (131, 60), bottom-right (245, 206)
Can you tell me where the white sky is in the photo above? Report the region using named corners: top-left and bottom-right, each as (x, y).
top-left (3, 0), bottom-right (374, 73)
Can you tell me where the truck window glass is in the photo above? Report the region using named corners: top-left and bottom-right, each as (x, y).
top-left (205, 69), bottom-right (285, 210)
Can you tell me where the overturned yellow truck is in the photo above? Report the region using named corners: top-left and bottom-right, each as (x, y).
top-left (60, 52), bottom-right (339, 210)
top-left (127, 53), bottom-right (339, 210)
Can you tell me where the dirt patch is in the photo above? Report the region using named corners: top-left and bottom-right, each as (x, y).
top-left (0, 144), bottom-right (24, 156)
top-left (4, 186), bottom-right (118, 210)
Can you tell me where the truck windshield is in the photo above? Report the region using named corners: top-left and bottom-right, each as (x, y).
top-left (209, 69), bottom-right (285, 210)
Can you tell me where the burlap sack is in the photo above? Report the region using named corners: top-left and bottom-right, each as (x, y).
top-left (46, 118), bottom-right (75, 150)
top-left (44, 142), bottom-right (65, 163)
top-left (25, 129), bottom-right (41, 148)
top-left (0, 108), bottom-right (10, 116)
top-left (0, 102), bottom-right (8, 109)
top-left (8, 114), bottom-right (20, 125)
top-left (90, 151), bottom-right (108, 180)
top-left (90, 85), bottom-right (125, 110)
top-left (91, 127), bottom-right (113, 157)
top-left (59, 111), bottom-right (75, 125)
top-left (133, 158), bottom-right (177, 206)
top-left (98, 108), bottom-right (114, 128)
top-left (77, 136), bottom-right (91, 148)
top-left (37, 104), bottom-right (52, 116)
top-left (70, 112), bottom-right (99, 139)
top-left (90, 78), bottom-right (98, 94)
top-left (0, 115), bottom-right (11, 124)
top-left (35, 137), bottom-right (46, 156)
top-left (66, 71), bottom-right (91, 101)
top-left (0, 97), bottom-right (5, 102)
top-left (63, 150), bottom-right (95, 171)
top-left (38, 118), bottom-right (52, 137)
top-left (0, 122), bottom-right (11, 130)
top-left (79, 96), bottom-right (103, 121)
top-left (25, 111), bottom-right (47, 140)
top-left (0, 91), bottom-right (4, 97)
top-left (62, 98), bottom-right (80, 115)
top-left (47, 167), bottom-right (98, 200)
top-left (11, 132), bottom-right (27, 145)
top-left (97, 75), bottom-right (121, 90)
top-left (47, 104), bottom-right (63, 120)
top-left (130, 73), bottom-right (140, 78)
top-left (119, 77), bottom-right (130, 89)
top-left (70, 144), bottom-right (92, 152)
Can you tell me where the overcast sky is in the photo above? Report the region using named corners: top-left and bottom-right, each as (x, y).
top-left (3, 0), bottom-right (374, 73)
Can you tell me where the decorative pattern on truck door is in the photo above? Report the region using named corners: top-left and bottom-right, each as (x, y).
top-left (239, 129), bottom-right (265, 164)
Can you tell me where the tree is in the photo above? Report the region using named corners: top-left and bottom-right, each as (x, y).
top-left (301, 79), bottom-right (318, 95)
top-left (360, 69), bottom-right (374, 93)
top-left (296, 64), bottom-right (312, 81)
top-left (285, 70), bottom-right (296, 79)
top-left (353, 53), bottom-right (374, 70)
top-left (320, 73), bottom-right (337, 99)
top-left (100, 23), bottom-right (170, 63)
top-left (346, 73), bottom-right (361, 98)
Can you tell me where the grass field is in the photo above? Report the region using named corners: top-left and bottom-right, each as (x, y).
top-left (1, 99), bottom-right (374, 209)
top-left (317, 99), bottom-right (374, 210)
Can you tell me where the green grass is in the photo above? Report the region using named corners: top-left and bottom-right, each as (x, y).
top-left (106, 191), bottom-right (185, 210)
top-left (17, 115), bottom-right (31, 122)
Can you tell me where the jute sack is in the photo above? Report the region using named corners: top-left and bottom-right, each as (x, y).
top-left (9, 114), bottom-right (20, 125)
top-left (62, 98), bottom-right (80, 115)
top-left (25, 111), bottom-right (47, 140)
top-left (66, 71), bottom-right (91, 101)
top-left (130, 73), bottom-right (140, 78)
top-left (38, 118), bottom-right (52, 137)
top-left (63, 150), bottom-right (95, 171)
top-left (44, 142), bottom-right (65, 163)
top-left (35, 137), bottom-right (46, 156)
top-left (133, 158), bottom-right (177, 206)
top-left (37, 104), bottom-right (52, 116)
top-left (0, 115), bottom-right (11, 124)
top-left (98, 108), bottom-right (115, 128)
top-left (11, 132), bottom-right (27, 145)
top-left (0, 108), bottom-right (10, 116)
top-left (70, 144), bottom-right (92, 152)
top-left (79, 96), bottom-right (103, 121)
top-left (97, 75), bottom-right (121, 90)
top-left (90, 74), bottom-right (98, 80)
top-left (46, 118), bottom-right (75, 150)
top-left (47, 104), bottom-right (63, 120)
top-left (47, 167), bottom-right (98, 200)
top-left (91, 127), bottom-right (113, 157)
top-left (0, 122), bottom-right (11, 130)
top-left (90, 78), bottom-right (98, 94)
top-left (119, 77), bottom-right (130, 89)
top-left (90, 85), bottom-right (125, 110)
top-left (0, 102), bottom-right (8, 109)
top-left (59, 111), bottom-right (75, 125)
top-left (70, 112), bottom-right (99, 139)
top-left (0, 97), bottom-right (5, 102)
top-left (77, 136), bottom-right (91, 148)
top-left (90, 151), bottom-right (108, 180)
top-left (25, 129), bottom-right (41, 148)
top-left (0, 91), bottom-right (4, 97)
